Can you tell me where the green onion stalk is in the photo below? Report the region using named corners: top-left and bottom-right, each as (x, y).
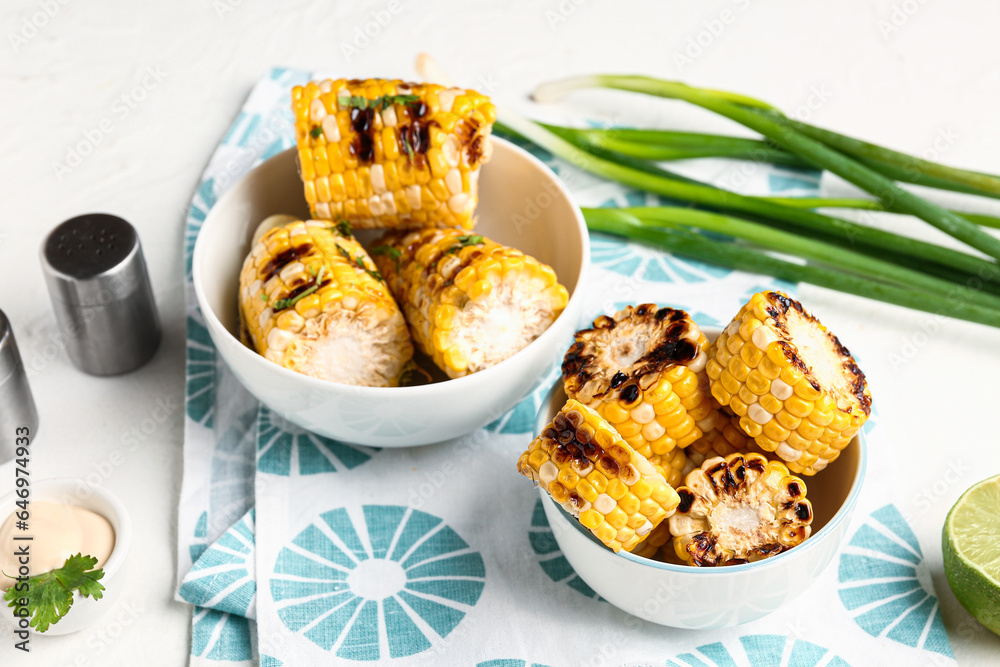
top-left (531, 75), bottom-right (1000, 263)
top-left (598, 206), bottom-right (1000, 312)
top-left (533, 76), bottom-right (1000, 200)
top-left (494, 113), bottom-right (1000, 289)
top-left (585, 208), bottom-right (1000, 328)
top-left (537, 125), bottom-right (1000, 231)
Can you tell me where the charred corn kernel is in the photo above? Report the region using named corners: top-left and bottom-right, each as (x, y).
top-left (372, 229), bottom-right (568, 378)
top-left (668, 453), bottom-right (813, 566)
top-left (292, 78), bottom-right (494, 229)
top-left (563, 305), bottom-right (714, 460)
top-left (238, 218), bottom-right (412, 385)
top-left (517, 400), bottom-right (680, 553)
top-left (706, 291), bottom-right (871, 475)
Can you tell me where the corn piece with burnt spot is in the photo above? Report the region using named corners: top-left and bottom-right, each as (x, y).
top-left (292, 78), bottom-right (495, 229)
top-left (668, 452), bottom-right (813, 566)
top-left (562, 305), bottom-right (716, 459)
top-left (238, 219), bottom-right (412, 385)
top-left (371, 228), bottom-right (568, 378)
top-left (706, 291), bottom-right (871, 475)
top-left (517, 399), bottom-right (680, 553)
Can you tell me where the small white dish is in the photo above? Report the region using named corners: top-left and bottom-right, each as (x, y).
top-left (535, 355), bottom-right (868, 629)
top-left (193, 137), bottom-right (589, 447)
top-left (0, 478), bottom-right (131, 636)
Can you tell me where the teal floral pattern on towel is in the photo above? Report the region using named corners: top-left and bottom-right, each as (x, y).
top-left (271, 505), bottom-right (485, 660)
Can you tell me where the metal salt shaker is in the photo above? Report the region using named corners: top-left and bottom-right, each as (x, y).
top-left (0, 310), bottom-right (38, 463)
top-left (40, 213), bottom-right (161, 376)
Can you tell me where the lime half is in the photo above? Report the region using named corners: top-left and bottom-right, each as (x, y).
top-left (943, 474), bottom-right (1000, 636)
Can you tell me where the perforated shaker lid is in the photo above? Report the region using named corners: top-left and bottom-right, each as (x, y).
top-left (41, 213), bottom-right (144, 307)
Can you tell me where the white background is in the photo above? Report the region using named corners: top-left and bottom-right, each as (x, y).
top-left (1, 1), bottom-right (999, 665)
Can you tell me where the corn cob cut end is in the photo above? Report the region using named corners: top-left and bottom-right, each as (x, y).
top-left (517, 399), bottom-right (680, 553)
top-left (373, 229), bottom-right (568, 378)
top-left (562, 305), bottom-right (713, 458)
top-left (292, 78), bottom-right (495, 230)
top-left (707, 291), bottom-right (871, 475)
top-left (238, 219), bottom-right (413, 386)
top-left (668, 452), bottom-right (813, 566)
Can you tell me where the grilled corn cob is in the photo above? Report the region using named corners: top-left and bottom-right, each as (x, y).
top-left (371, 229), bottom-right (568, 378)
top-left (292, 78), bottom-right (495, 230)
top-left (668, 453), bottom-right (813, 566)
top-left (685, 405), bottom-right (760, 467)
top-left (517, 399), bottom-right (681, 553)
top-left (238, 219), bottom-right (412, 386)
top-left (706, 291), bottom-right (871, 475)
top-left (631, 521), bottom-right (674, 559)
top-left (648, 448), bottom-right (689, 488)
top-left (562, 305), bottom-right (715, 461)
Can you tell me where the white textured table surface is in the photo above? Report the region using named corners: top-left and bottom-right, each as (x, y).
top-left (2, 1), bottom-right (999, 664)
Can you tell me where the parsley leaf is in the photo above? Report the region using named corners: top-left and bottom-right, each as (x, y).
top-left (338, 94), bottom-right (421, 111)
top-left (370, 245), bottom-right (402, 272)
top-left (444, 234), bottom-right (484, 255)
top-left (337, 95), bottom-right (370, 109)
top-left (273, 285), bottom-right (318, 311)
top-left (336, 245), bottom-right (383, 282)
top-left (4, 553), bottom-right (105, 633)
top-left (400, 132), bottom-right (415, 162)
top-left (310, 126), bottom-right (323, 139)
top-left (335, 244), bottom-right (353, 263)
top-left (331, 219), bottom-right (352, 237)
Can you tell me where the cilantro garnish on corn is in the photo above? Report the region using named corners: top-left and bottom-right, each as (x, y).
top-left (371, 228), bottom-right (568, 378)
top-left (706, 291), bottom-right (871, 475)
top-left (292, 78), bottom-right (496, 229)
top-left (517, 399), bottom-right (680, 553)
top-left (668, 453), bottom-right (813, 566)
top-left (562, 305), bottom-right (715, 461)
top-left (238, 219), bottom-right (412, 386)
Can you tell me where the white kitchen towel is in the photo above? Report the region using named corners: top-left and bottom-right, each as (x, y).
top-left (179, 68), bottom-right (958, 667)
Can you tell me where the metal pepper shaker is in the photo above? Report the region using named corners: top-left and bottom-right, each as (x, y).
top-left (0, 310), bottom-right (38, 463)
top-left (40, 214), bottom-right (161, 376)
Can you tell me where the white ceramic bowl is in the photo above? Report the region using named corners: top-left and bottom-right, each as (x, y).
top-left (0, 479), bottom-right (131, 636)
top-left (193, 138), bottom-right (588, 447)
top-left (536, 370), bottom-right (867, 629)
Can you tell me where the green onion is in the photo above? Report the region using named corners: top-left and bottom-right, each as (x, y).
top-left (550, 124), bottom-right (1000, 200)
top-left (584, 208), bottom-right (1000, 328)
top-left (534, 78), bottom-right (1000, 200)
top-left (495, 112), bottom-right (999, 281)
top-left (779, 118), bottom-right (1000, 200)
top-left (754, 197), bottom-right (1000, 230)
top-left (540, 124), bottom-right (810, 168)
top-left (532, 75), bottom-right (1000, 263)
top-left (593, 206), bottom-right (1000, 311)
